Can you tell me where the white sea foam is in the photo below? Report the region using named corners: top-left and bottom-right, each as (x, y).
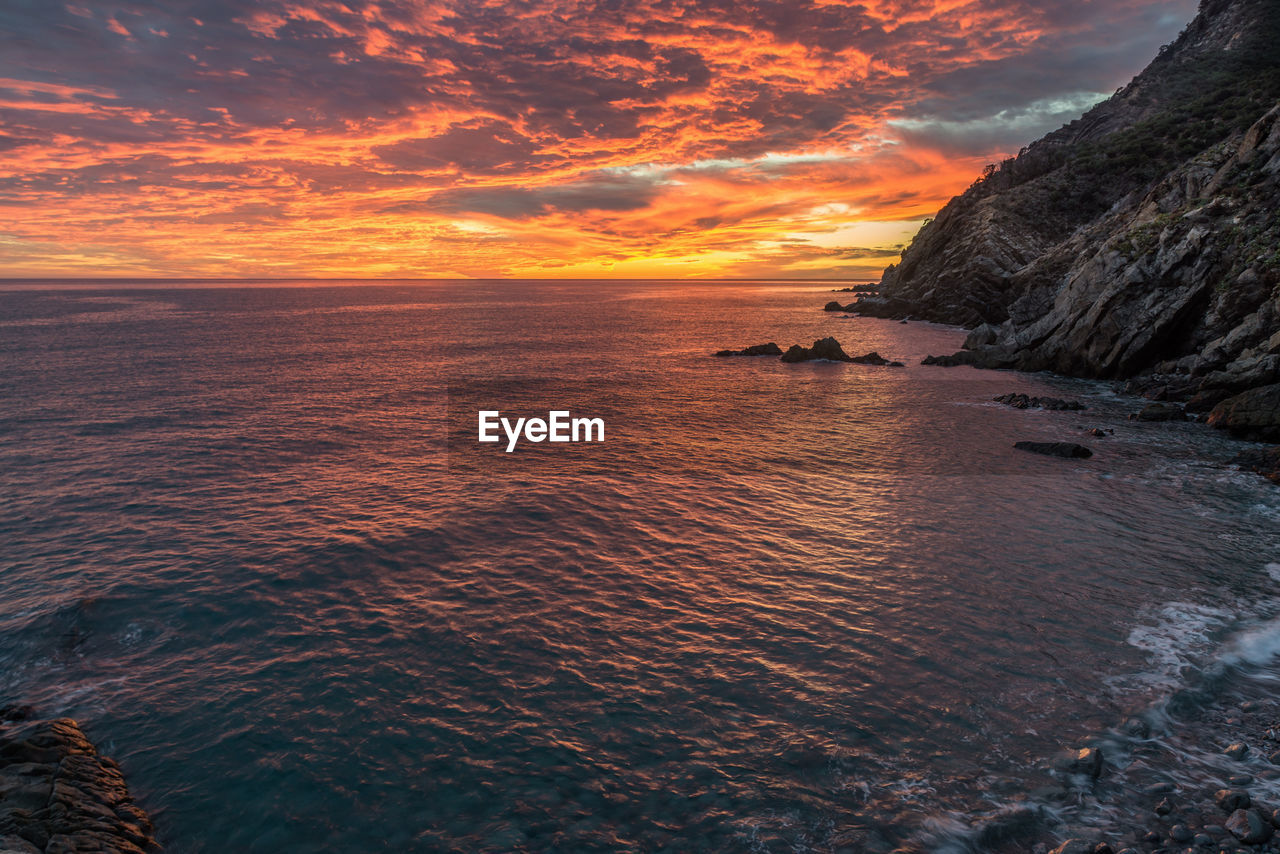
top-left (1109, 601), bottom-right (1235, 693)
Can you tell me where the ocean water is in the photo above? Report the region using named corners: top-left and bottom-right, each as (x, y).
top-left (1, 280), bottom-right (1278, 853)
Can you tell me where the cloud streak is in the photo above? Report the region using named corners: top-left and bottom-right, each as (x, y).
top-left (0, 0), bottom-right (1197, 277)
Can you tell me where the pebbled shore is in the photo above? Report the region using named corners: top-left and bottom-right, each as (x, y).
top-left (0, 707), bottom-right (158, 854)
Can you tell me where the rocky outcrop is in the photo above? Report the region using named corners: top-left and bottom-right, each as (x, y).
top-left (0, 708), bottom-right (158, 853)
top-left (713, 342), bottom-right (783, 357)
top-left (858, 0), bottom-right (1280, 407)
top-left (1207, 383), bottom-right (1280, 440)
top-left (780, 337), bottom-right (853, 363)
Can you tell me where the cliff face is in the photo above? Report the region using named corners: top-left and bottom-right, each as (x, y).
top-left (858, 0), bottom-right (1280, 404)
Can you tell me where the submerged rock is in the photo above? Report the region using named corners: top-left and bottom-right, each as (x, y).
top-left (994, 393), bottom-right (1086, 410)
top-left (1048, 839), bottom-right (1093, 854)
top-left (780, 337), bottom-right (854, 363)
top-left (1130, 402), bottom-right (1187, 422)
top-left (1230, 445), bottom-right (1280, 484)
top-left (713, 342), bottom-right (783, 357)
top-left (1015, 442), bottom-right (1094, 459)
top-left (922, 352), bottom-right (978, 367)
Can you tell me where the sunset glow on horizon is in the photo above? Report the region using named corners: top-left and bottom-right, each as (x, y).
top-left (2, 0), bottom-right (1197, 279)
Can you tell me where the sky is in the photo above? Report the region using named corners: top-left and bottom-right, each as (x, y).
top-left (0, 0), bottom-right (1199, 279)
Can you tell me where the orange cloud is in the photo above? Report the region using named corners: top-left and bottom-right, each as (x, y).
top-left (0, 0), bottom-right (1197, 278)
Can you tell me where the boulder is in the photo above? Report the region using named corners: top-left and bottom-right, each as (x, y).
top-left (1208, 383), bottom-right (1280, 441)
top-left (713, 343), bottom-right (783, 357)
top-left (780, 337), bottom-right (854, 363)
top-left (1015, 442), bottom-right (1094, 459)
top-left (965, 322), bottom-right (1000, 349)
top-left (823, 301), bottom-right (845, 312)
top-left (1226, 808), bottom-right (1274, 844)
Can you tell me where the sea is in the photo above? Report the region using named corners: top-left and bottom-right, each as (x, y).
top-left (1, 280), bottom-right (1278, 853)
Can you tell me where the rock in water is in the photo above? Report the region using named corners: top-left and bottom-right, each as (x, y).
top-left (1223, 741), bottom-right (1250, 760)
top-left (1225, 808), bottom-right (1274, 844)
top-left (994, 393), bottom-right (1085, 410)
top-left (823, 301), bottom-right (844, 312)
top-left (1130, 403), bottom-right (1186, 422)
top-left (849, 351), bottom-right (905, 367)
top-left (1208, 384), bottom-right (1280, 441)
top-left (1015, 442), bottom-right (1094, 459)
top-left (1216, 789), bottom-right (1251, 811)
top-left (0, 714), bottom-right (158, 852)
top-left (780, 337), bottom-right (855, 363)
top-left (1057, 746), bottom-right (1105, 777)
top-left (1230, 445), bottom-right (1280, 484)
top-left (713, 343), bottom-right (783, 357)
top-left (921, 352), bottom-right (978, 367)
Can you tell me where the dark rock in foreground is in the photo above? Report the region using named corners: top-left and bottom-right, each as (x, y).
top-left (781, 337), bottom-right (853, 363)
top-left (823, 301), bottom-right (845, 312)
top-left (713, 342), bottom-right (783, 357)
top-left (994, 393), bottom-right (1085, 411)
top-left (1231, 445), bottom-right (1280, 484)
top-left (1208, 383), bottom-right (1280, 441)
top-left (0, 709), bottom-right (158, 853)
top-left (1014, 441), bottom-right (1094, 459)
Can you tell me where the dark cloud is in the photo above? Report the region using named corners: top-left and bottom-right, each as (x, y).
top-left (373, 121), bottom-right (546, 174)
top-left (422, 174), bottom-right (663, 219)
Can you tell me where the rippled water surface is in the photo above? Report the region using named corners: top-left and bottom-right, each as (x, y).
top-left (1, 280), bottom-right (1278, 853)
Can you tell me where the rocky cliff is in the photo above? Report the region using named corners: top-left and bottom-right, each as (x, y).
top-left (856, 0), bottom-right (1280, 422)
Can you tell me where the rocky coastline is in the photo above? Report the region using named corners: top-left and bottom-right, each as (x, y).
top-left (0, 706), bottom-right (159, 854)
top-left (843, 0), bottom-right (1280, 485)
